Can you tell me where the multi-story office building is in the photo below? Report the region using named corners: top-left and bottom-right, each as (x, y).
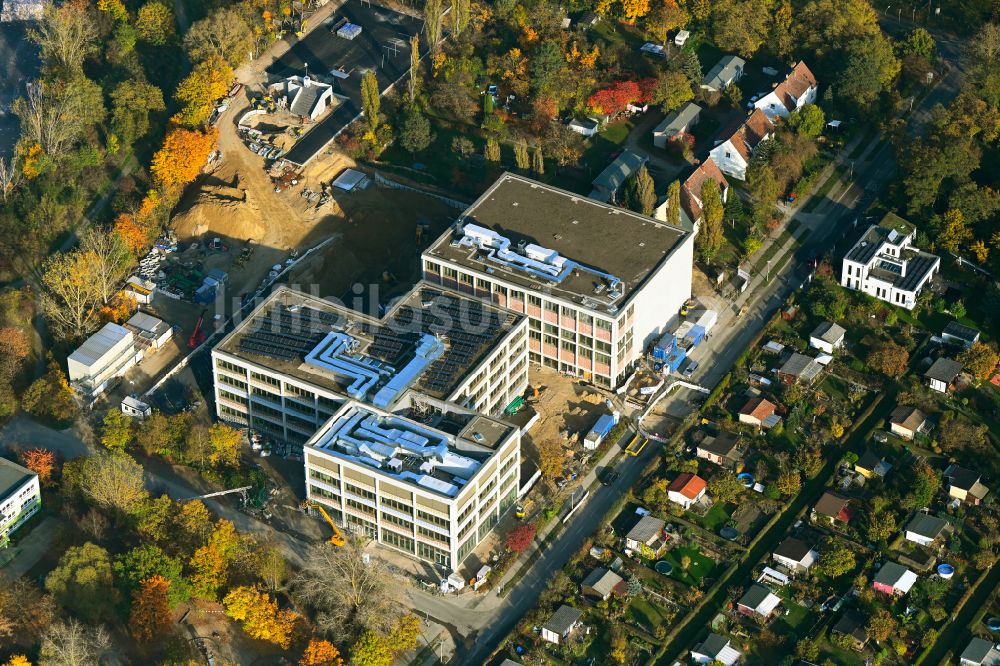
top-left (840, 214), bottom-right (940, 310)
top-left (212, 282), bottom-right (528, 570)
top-left (0, 457), bottom-right (41, 543)
top-left (303, 396), bottom-right (520, 569)
top-left (421, 173), bottom-right (695, 389)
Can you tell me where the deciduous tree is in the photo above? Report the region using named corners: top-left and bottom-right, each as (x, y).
top-left (532, 146), bottom-right (544, 175)
top-left (20, 362), bottom-right (77, 425)
top-left (151, 127), bottom-right (217, 188)
top-left (184, 8), bottom-right (252, 65)
top-left (79, 452), bottom-right (148, 516)
top-left (29, 0), bottom-right (98, 75)
top-left (505, 522), bottom-right (536, 552)
top-left (174, 56), bottom-right (232, 127)
top-left (711, 0), bottom-right (773, 58)
top-left (101, 409), bottom-right (134, 452)
top-left (39, 620), bottom-right (111, 666)
top-left (45, 542), bottom-right (119, 623)
top-left (293, 540), bottom-right (404, 642)
top-left (300, 638), bottom-right (344, 666)
top-left (350, 631), bottom-right (393, 666)
top-left (114, 544), bottom-right (191, 607)
top-left (867, 341), bottom-right (909, 378)
top-left (136, 1), bottom-right (174, 44)
top-left (111, 79), bottom-right (166, 143)
top-left (424, 0), bottom-right (443, 51)
top-left (39, 249), bottom-right (101, 341)
top-left (13, 76), bottom-right (105, 160)
top-left (867, 608), bottom-right (895, 643)
top-left (707, 471), bottom-right (744, 504)
top-left (665, 181), bottom-right (681, 226)
top-left (129, 575), bottom-right (172, 640)
top-left (775, 469), bottom-right (801, 496)
top-left (21, 448), bottom-right (56, 486)
top-left (814, 541), bottom-right (855, 578)
top-left (399, 106), bottom-right (433, 154)
top-left (958, 342), bottom-right (998, 380)
top-left (837, 35), bottom-right (900, 108)
top-left (223, 586), bottom-right (299, 648)
top-left (902, 460), bottom-right (940, 510)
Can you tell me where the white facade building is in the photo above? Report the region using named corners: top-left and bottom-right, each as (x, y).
top-left (303, 398), bottom-right (520, 570)
top-left (840, 215), bottom-right (940, 310)
top-left (0, 457), bottom-right (41, 543)
top-left (67, 323), bottom-right (140, 398)
top-left (753, 61), bottom-right (818, 120)
top-left (709, 109), bottom-right (774, 181)
top-left (422, 174), bottom-right (695, 389)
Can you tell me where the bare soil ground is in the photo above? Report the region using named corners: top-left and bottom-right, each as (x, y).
top-left (180, 599), bottom-right (286, 666)
top-left (287, 187), bottom-right (455, 301)
top-left (525, 367), bottom-right (606, 451)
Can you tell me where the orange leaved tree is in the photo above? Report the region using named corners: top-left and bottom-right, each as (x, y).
top-left (129, 575), bottom-right (172, 640)
top-left (151, 127), bottom-right (217, 189)
top-left (300, 637), bottom-right (344, 666)
top-left (21, 448), bottom-right (57, 486)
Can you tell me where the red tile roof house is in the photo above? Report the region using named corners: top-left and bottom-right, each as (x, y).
top-left (667, 473), bottom-right (708, 510)
top-left (753, 61), bottom-right (818, 120)
top-left (738, 397), bottom-right (780, 429)
top-left (680, 159), bottom-right (730, 227)
top-left (812, 491), bottom-right (853, 525)
top-left (709, 109), bottom-right (775, 181)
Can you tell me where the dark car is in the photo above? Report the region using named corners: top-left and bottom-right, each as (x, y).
top-left (600, 470), bottom-right (621, 486)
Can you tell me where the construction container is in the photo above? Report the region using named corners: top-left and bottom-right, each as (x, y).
top-left (665, 346), bottom-right (686, 373)
top-left (651, 331), bottom-right (676, 362)
top-left (693, 310), bottom-right (718, 334)
top-left (584, 412), bottom-right (620, 450)
top-left (685, 324), bottom-right (706, 348)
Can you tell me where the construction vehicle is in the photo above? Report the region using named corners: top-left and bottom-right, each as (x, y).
top-left (188, 309), bottom-right (208, 349)
top-left (679, 298), bottom-right (696, 317)
top-left (515, 504), bottom-right (526, 519)
top-left (305, 500), bottom-right (345, 546)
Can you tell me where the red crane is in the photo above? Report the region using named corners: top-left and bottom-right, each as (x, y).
top-left (188, 309), bottom-right (208, 349)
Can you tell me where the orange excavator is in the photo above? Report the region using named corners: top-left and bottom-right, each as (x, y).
top-left (305, 500), bottom-right (345, 546)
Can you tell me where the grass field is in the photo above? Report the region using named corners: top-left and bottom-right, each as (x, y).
top-left (628, 596), bottom-right (672, 630)
top-left (689, 502), bottom-right (731, 532)
top-left (659, 545), bottom-right (717, 586)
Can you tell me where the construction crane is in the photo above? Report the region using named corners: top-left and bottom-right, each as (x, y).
top-left (304, 500), bottom-right (345, 546)
top-left (188, 309), bottom-right (208, 349)
top-left (180, 485), bottom-right (252, 505)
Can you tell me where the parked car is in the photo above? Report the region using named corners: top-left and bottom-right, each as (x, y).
top-left (600, 469), bottom-right (621, 486)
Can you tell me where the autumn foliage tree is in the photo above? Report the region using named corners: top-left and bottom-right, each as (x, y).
top-left (505, 522), bottom-right (537, 553)
top-left (588, 80), bottom-right (646, 115)
top-left (867, 341), bottom-right (910, 378)
top-left (151, 127), bottom-right (217, 188)
top-left (21, 448), bottom-right (57, 486)
top-left (300, 638), bottom-right (344, 666)
top-left (174, 56), bottom-right (232, 127)
top-left (129, 575), bottom-right (172, 640)
top-left (223, 586), bottom-right (299, 648)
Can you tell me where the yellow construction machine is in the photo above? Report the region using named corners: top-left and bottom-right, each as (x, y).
top-left (304, 500), bottom-right (346, 546)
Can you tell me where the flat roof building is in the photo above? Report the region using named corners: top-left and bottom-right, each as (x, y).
top-left (67, 323), bottom-right (140, 398)
top-left (212, 282), bottom-right (529, 571)
top-left (422, 173), bottom-right (694, 388)
top-left (0, 457), bottom-right (41, 543)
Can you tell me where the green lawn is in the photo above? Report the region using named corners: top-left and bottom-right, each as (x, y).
top-left (553, 120), bottom-right (633, 193)
top-left (659, 546), bottom-right (717, 586)
top-left (628, 596), bottom-right (672, 630)
top-left (689, 502), bottom-right (731, 532)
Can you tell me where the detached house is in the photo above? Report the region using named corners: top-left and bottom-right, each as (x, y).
top-left (904, 513), bottom-right (953, 547)
top-left (841, 214), bottom-right (940, 310)
top-left (589, 150), bottom-right (649, 204)
top-left (696, 432), bottom-right (745, 471)
top-left (691, 633), bottom-right (743, 666)
top-left (944, 464), bottom-right (989, 506)
top-left (652, 102), bottom-right (701, 149)
top-left (753, 61), bottom-right (818, 120)
top-left (809, 321), bottom-right (846, 354)
top-left (925, 357), bottom-right (963, 393)
top-left (709, 109), bottom-right (774, 181)
top-left (701, 55), bottom-right (746, 92)
top-left (777, 353), bottom-right (823, 385)
top-left (580, 567), bottom-right (626, 601)
top-left (873, 561), bottom-right (918, 596)
top-left (888, 405), bottom-right (927, 441)
top-left (738, 397), bottom-right (780, 429)
top-left (960, 638), bottom-right (1000, 666)
top-left (855, 450), bottom-right (892, 479)
top-left (679, 159), bottom-right (730, 227)
top-left (812, 491), bottom-right (853, 524)
top-left (625, 515), bottom-right (668, 557)
top-left (667, 473), bottom-right (707, 510)
top-left (541, 605), bottom-right (584, 645)
top-left (772, 536), bottom-right (818, 574)
top-left (831, 610), bottom-right (868, 651)
top-left (736, 583), bottom-right (782, 618)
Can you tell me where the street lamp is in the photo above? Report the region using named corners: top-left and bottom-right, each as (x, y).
top-left (766, 259), bottom-right (772, 282)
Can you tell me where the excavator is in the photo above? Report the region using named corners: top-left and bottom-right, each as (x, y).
top-left (304, 500), bottom-right (345, 546)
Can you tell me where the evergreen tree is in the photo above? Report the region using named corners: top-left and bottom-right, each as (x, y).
top-left (623, 165), bottom-right (656, 215)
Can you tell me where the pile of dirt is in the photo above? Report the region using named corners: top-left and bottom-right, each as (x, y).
top-left (172, 176), bottom-right (267, 242)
